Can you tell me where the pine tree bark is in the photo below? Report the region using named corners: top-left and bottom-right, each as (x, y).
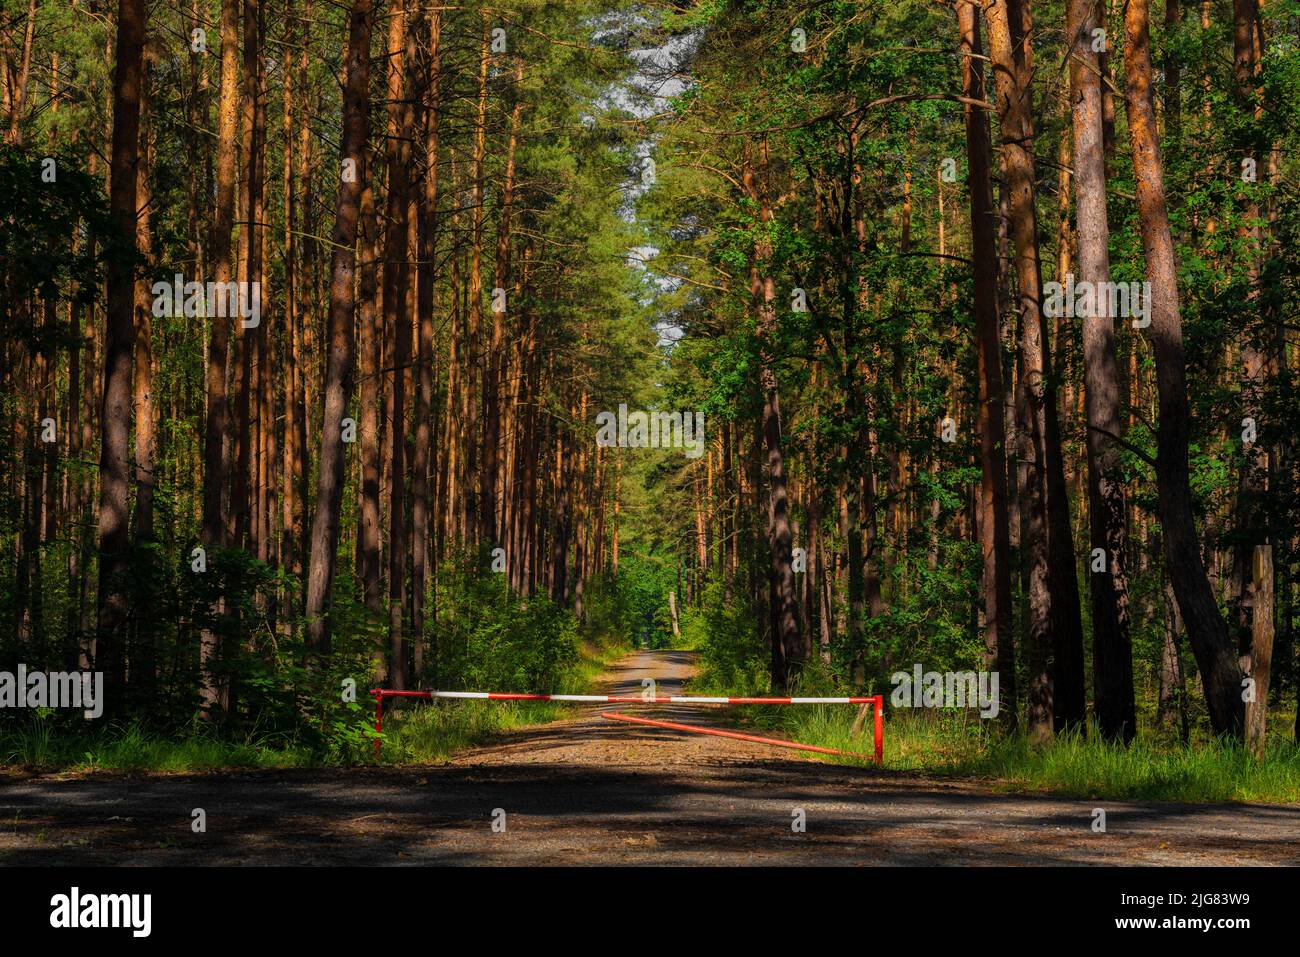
top-left (1123, 0), bottom-right (1244, 737)
top-left (1231, 0), bottom-right (1273, 757)
top-left (1158, 574), bottom-right (1190, 740)
top-left (96, 0), bottom-right (147, 716)
top-left (356, 157), bottom-right (382, 613)
top-left (412, 2), bottom-right (444, 678)
top-left (467, 15), bottom-right (490, 543)
top-left (281, 0), bottom-right (300, 583)
top-left (1069, 0), bottom-right (1135, 742)
top-left (984, 0), bottom-right (1085, 739)
top-left (379, 0), bottom-right (416, 688)
top-left (304, 0), bottom-right (374, 661)
top-left (199, 0), bottom-right (242, 711)
top-left (959, 0), bottom-right (1016, 727)
top-left (232, 0), bottom-right (263, 550)
top-left (744, 138), bottom-right (801, 688)
top-left (483, 56), bottom-right (524, 549)
top-left (4, 0), bottom-right (37, 144)
top-left (132, 60), bottom-right (155, 543)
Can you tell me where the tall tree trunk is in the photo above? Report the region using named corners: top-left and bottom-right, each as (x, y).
top-left (251, 6), bottom-right (270, 567)
top-left (232, 0), bottom-right (260, 550)
top-left (1231, 0), bottom-right (1273, 757)
top-left (1123, 0), bottom-right (1244, 737)
top-left (4, 0), bottom-right (37, 144)
top-left (744, 139), bottom-right (801, 689)
top-left (132, 60), bottom-right (155, 543)
top-left (96, 0), bottom-right (147, 717)
top-left (465, 16), bottom-right (490, 544)
top-left (281, 0), bottom-right (300, 586)
top-left (959, 0), bottom-right (1016, 728)
top-left (356, 159), bottom-right (382, 612)
top-left (381, 0), bottom-right (416, 689)
top-left (126, 47), bottom-right (159, 711)
top-left (412, 2), bottom-right (443, 680)
top-left (304, 0), bottom-right (374, 662)
top-left (293, 0), bottom-right (313, 577)
top-left (1069, 0), bottom-right (1135, 742)
top-left (483, 56), bottom-right (524, 549)
top-left (1159, 574), bottom-right (1190, 741)
top-left (249, 12), bottom-right (265, 565)
top-left (78, 191), bottom-right (100, 667)
top-left (199, 0), bottom-right (242, 712)
top-left (984, 0), bottom-right (1085, 740)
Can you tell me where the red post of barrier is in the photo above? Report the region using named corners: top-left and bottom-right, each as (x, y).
top-left (874, 696), bottom-right (884, 765)
top-left (373, 691), bottom-right (384, 759)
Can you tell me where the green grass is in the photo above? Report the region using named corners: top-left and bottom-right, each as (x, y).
top-left (377, 698), bottom-right (569, 763)
top-left (0, 719), bottom-right (316, 773)
top-left (692, 678), bottom-right (1300, 804)
top-left (777, 707), bottom-right (1300, 802)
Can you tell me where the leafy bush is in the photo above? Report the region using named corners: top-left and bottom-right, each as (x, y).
top-left (430, 553), bottom-right (580, 694)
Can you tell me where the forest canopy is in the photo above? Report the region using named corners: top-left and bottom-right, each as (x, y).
top-left (1, 0), bottom-right (1298, 763)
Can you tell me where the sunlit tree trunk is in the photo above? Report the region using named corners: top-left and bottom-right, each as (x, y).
top-left (304, 0), bottom-right (374, 662)
top-left (199, 0), bottom-right (242, 712)
top-left (1069, 0), bottom-right (1134, 742)
top-left (959, 0), bottom-right (1016, 728)
top-left (132, 61), bottom-right (155, 544)
top-left (380, 0), bottom-right (416, 689)
top-left (483, 56), bottom-right (524, 550)
top-left (1124, 0), bottom-right (1244, 737)
top-left (412, 2), bottom-right (444, 679)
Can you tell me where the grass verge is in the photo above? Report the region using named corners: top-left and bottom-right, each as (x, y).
top-left (696, 680), bottom-right (1300, 803)
top-left (0, 719), bottom-right (316, 773)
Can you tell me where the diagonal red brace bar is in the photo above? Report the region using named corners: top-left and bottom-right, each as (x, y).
top-left (601, 710), bottom-right (882, 765)
top-left (369, 689), bottom-right (885, 765)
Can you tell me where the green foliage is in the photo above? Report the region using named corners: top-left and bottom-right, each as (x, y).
top-left (604, 552), bottom-right (677, 648)
top-left (0, 145), bottom-right (115, 329)
top-left (685, 580), bottom-right (768, 690)
top-left (430, 553), bottom-right (580, 694)
top-left (4, 0), bottom-right (1300, 783)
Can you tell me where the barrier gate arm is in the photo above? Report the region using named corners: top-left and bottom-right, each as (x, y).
top-left (368, 689), bottom-right (884, 765)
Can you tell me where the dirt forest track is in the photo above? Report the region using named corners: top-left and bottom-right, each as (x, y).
top-left (1, 650), bottom-right (1298, 865)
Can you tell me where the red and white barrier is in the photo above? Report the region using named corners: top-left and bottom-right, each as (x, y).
top-left (369, 688), bottom-right (885, 765)
top-left (601, 710), bottom-right (879, 761)
top-left (410, 690), bottom-right (878, 705)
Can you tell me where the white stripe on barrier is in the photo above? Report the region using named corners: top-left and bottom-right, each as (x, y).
top-left (790, 697), bottom-right (851, 704)
top-left (397, 690), bottom-right (879, 705)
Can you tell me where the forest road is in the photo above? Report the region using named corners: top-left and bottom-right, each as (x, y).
top-left (1, 649), bottom-right (1298, 865)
